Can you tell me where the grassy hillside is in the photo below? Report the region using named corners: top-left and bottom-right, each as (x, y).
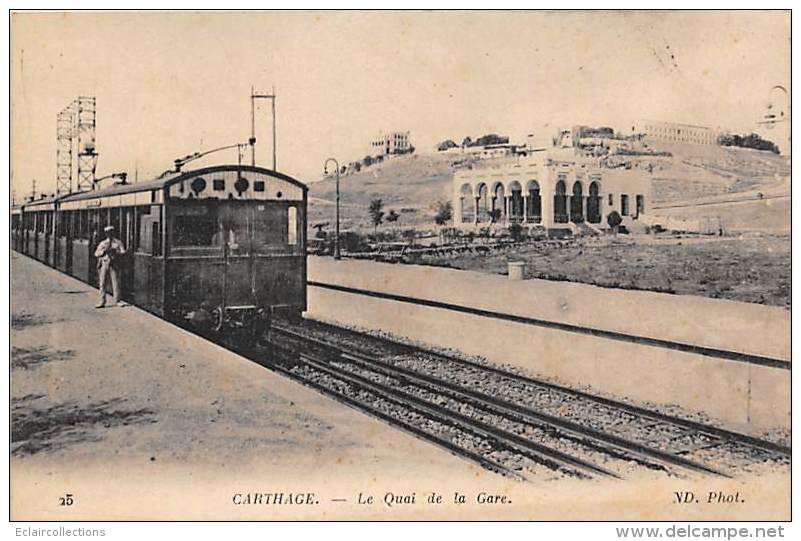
top-left (307, 144), bottom-right (790, 232)
top-left (646, 142), bottom-right (789, 204)
top-left (308, 153), bottom-right (468, 230)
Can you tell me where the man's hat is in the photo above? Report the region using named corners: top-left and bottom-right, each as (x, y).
top-left (103, 225), bottom-right (114, 232)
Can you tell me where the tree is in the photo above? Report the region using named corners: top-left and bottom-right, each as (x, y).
top-left (432, 200), bottom-right (453, 243)
top-left (475, 133), bottom-right (509, 146)
top-left (489, 208), bottom-right (502, 224)
top-left (718, 132), bottom-right (779, 154)
top-left (369, 199), bottom-right (385, 232)
top-left (363, 155), bottom-right (375, 167)
top-left (433, 200), bottom-right (453, 226)
top-left (462, 136), bottom-right (473, 147)
top-left (386, 209), bottom-right (400, 224)
top-left (607, 210), bottom-right (622, 235)
top-left (438, 139), bottom-right (458, 151)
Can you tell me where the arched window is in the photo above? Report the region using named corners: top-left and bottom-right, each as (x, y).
top-left (554, 179), bottom-right (568, 224)
top-left (587, 180), bottom-right (602, 224)
top-left (492, 183), bottom-right (505, 223)
top-left (570, 181), bottom-right (584, 223)
top-left (459, 183), bottom-right (474, 223)
top-left (508, 181), bottom-right (523, 222)
top-left (476, 183), bottom-right (489, 223)
top-left (526, 180), bottom-right (541, 223)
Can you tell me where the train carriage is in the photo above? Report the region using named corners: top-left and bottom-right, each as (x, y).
top-left (12, 164), bottom-right (308, 336)
top-left (18, 195), bottom-right (59, 266)
top-left (11, 205), bottom-right (23, 253)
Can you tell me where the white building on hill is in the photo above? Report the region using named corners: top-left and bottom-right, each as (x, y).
top-left (453, 149), bottom-right (652, 231)
top-left (370, 131), bottom-right (411, 156)
top-left (633, 120), bottom-right (719, 146)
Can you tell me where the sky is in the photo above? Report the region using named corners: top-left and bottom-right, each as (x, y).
top-left (10, 10), bottom-right (790, 199)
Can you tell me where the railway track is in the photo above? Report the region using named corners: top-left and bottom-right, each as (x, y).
top-left (253, 322), bottom-right (788, 481)
top-left (275, 348), bottom-right (616, 481)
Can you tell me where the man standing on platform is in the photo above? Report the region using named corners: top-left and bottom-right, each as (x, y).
top-left (94, 225), bottom-right (128, 308)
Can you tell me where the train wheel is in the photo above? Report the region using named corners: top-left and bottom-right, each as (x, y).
top-left (211, 306), bottom-right (224, 333)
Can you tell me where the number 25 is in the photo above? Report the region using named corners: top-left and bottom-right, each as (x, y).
top-left (59, 494), bottom-right (74, 506)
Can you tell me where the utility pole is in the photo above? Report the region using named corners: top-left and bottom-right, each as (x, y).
top-left (324, 158), bottom-right (341, 260)
top-left (250, 87), bottom-right (277, 170)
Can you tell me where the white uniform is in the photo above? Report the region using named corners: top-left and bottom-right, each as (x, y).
top-left (95, 237), bottom-right (126, 306)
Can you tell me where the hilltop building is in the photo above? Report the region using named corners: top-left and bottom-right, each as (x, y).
top-left (370, 131), bottom-right (411, 156)
top-left (453, 148), bottom-right (652, 231)
top-left (633, 120), bottom-right (718, 146)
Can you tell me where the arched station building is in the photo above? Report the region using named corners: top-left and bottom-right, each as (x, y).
top-left (453, 150), bottom-right (652, 231)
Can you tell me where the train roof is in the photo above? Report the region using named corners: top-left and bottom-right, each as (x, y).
top-left (60, 164), bottom-right (307, 204)
top-left (14, 165), bottom-right (307, 212)
top-left (23, 194), bottom-right (61, 208)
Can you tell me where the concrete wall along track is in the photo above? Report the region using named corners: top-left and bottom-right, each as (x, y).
top-left (306, 257), bottom-right (790, 439)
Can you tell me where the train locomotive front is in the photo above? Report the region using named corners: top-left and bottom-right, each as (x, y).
top-left (20, 164), bottom-right (310, 341)
top-left (163, 166), bottom-right (307, 337)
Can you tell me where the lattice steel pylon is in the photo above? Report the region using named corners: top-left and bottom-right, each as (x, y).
top-left (55, 96), bottom-right (98, 194)
top-left (75, 97), bottom-right (98, 191)
top-left (56, 108), bottom-right (74, 194)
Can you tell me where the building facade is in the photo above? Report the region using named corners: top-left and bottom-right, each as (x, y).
top-left (370, 131), bottom-right (411, 156)
top-left (453, 150), bottom-right (652, 230)
top-left (633, 120), bottom-right (718, 145)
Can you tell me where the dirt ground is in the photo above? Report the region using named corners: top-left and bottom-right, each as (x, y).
top-left (421, 234), bottom-right (791, 308)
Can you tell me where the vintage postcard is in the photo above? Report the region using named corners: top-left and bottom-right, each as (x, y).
top-left (8, 10), bottom-right (791, 523)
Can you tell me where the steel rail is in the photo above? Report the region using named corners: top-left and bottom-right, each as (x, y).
top-left (272, 323), bottom-right (790, 458)
top-left (292, 351), bottom-right (619, 480)
top-left (261, 345), bottom-right (526, 481)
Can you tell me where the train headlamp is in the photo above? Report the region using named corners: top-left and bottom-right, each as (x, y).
top-left (234, 177), bottom-right (249, 195)
top-left (191, 177), bottom-right (207, 195)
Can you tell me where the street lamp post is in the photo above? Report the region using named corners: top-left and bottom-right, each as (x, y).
top-left (324, 158), bottom-right (341, 260)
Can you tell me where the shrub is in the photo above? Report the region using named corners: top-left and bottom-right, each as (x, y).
top-left (607, 210), bottom-right (622, 229)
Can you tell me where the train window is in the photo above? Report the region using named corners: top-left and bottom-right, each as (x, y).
top-left (153, 222), bottom-right (162, 256)
top-left (58, 211), bottom-right (68, 237)
top-left (79, 211), bottom-right (88, 239)
top-left (110, 209), bottom-right (121, 236)
top-left (173, 214), bottom-right (218, 247)
top-left (138, 220), bottom-right (152, 253)
top-left (287, 206), bottom-right (297, 245)
top-left (251, 205), bottom-right (287, 253)
top-left (254, 181), bottom-right (265, 192)
top-left (223, 209), bottom-right (251, 255)
top-left (213, 179), bottom-right (225, 191)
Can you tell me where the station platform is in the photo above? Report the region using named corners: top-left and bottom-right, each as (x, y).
top-left (10, 253), bottom-right (488, 520)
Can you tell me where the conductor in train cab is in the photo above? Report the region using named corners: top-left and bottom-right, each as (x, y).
top-left (94, 225), bottom-right (128, 308)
